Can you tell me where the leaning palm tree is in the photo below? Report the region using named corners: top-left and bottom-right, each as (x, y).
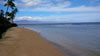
top-left (10, 8), bottom-right (18, 23)
top-left (5, 0), bottom-right (15, 16)
top-left (0, 10), bottom-right (4, 18)
top-left (4, 0), bottom-right (18, 23)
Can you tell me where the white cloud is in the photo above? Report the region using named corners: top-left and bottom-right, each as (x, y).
top-left (0, 0), bottom-right (5, 5)
top-left (13, 0), bottom-right (100, 22)
top-left (20, 5), bottom-right (100, 12)
top-left (15, 0), bottom-right (40, 7)
top-left (22, 0), bottom-right (30, 2)
top-left (16, 0), bottom-right (71, 8)
top-left (41, 13), bottom-right (100, 22)
top-left (1, 0), bottom-right (100, 12)
top-left (15, 13), bottom-right (100, 22)
top-left (57, 1), bottom-right (71, 8)
top-left (15, 16), bottom-right (43, 21)
top-left (0, 0), bottom-right (3, 4)
top-left (90, 0), bottom-right (100, 5)
top-left (15, 0), bottom-right (100, 12)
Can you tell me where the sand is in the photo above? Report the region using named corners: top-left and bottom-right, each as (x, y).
top-left (0, 27), bottom-right (65, 56)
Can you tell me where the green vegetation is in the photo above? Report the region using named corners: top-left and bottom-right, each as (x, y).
top-left (0, 0), bottom-right (18, 39)
top-left (0, 0), bottom-right (18, 23)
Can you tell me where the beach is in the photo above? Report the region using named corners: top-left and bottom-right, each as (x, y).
top-left (0, 27), bottom-right (65, 56)
top-left (20, 24), bottom-right (100, 56)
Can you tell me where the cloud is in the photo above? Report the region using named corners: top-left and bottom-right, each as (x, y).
top-left (20, 5), bottom-right (100, 12)
top-left (90, 0), bottom-right (100, 5)
top-left (15, 13), bottom-right (100, 22)
top-left (15, 16), bottom-right (42, 21)
top-left (0, 0), bottom-right (5, 5)
top-left (57, 1), bottom-right (71, 8)
top-left (15, 0), bottom-right (40, 7)
top-left (15, 0), bottom-right (71, 8)
top-left (15, 0), bottom-right (100, 12)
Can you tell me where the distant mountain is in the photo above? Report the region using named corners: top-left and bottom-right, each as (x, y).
top-left (15, 20), bottom-right (100, 25)
top-left (15, 20), bottom-right (48, 24)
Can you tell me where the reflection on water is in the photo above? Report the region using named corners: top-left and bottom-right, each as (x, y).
top-left (19, 24), bottom-right (100, 56)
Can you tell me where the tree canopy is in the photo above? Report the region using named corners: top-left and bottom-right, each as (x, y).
top-left (0, 0), bottom-right (18, 23)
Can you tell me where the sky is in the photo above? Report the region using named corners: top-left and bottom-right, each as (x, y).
top-left (0, 0), bottom-right (100, 23)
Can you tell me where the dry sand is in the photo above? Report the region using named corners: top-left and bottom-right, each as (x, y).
top-left (0, 27), bottom-right (65, 56)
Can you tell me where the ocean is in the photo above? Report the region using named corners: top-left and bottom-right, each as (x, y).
top-left (19, 24), bottom-right (100, 56)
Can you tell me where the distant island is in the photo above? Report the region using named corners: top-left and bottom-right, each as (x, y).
top-left (16, 21), bottom-right (100, 25)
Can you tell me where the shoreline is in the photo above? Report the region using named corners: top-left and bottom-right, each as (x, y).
top-left (33, 27), bottom-right (100, 56)
top-left (0, 27), bottom-right (65, 56)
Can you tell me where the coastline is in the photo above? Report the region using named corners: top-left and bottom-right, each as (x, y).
top-left (0, 27), bottom-right (65, 56)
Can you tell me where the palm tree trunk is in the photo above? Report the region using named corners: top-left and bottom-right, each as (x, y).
top-left (5, 0), bottom-right (9, 18)
top-left (5, 6), bottom-right (9, 18)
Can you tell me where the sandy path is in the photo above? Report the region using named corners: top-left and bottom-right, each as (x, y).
top-left (0, 27), bottom-right (65, 56)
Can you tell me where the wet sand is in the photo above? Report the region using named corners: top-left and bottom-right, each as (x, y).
top-left (0, 27), bottom-right (65, 56)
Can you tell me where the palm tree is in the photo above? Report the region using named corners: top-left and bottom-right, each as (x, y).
top-left (4, 0), bottom-right (18, 23)
top-left (0, 10), bottom-right (4, 18)
top-left (10, 8), bottom-right (18, 23)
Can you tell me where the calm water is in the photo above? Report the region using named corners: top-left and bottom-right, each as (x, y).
top-left (19, 24), bottom-right (100, 56)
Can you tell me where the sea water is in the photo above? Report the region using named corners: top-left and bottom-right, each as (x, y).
top-left (19, 24), bottom-right (100, 56)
